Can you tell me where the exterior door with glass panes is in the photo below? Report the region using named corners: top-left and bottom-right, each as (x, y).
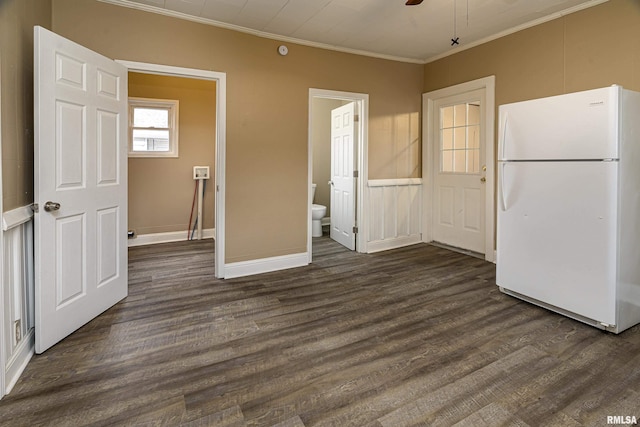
top-left (431, 89), bottom-right (486, 254)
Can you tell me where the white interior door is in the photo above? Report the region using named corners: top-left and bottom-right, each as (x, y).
top-left (34, 26), bottom-right (128, 353)
top-left (330, 102), bottom-right (356, 250)
top-left (431, 90), bottom-right (486, 253)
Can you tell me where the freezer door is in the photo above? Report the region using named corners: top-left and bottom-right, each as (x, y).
top-left (496, 161), bottom-right (617, 325)
top-left (499, 86), bottom-right (619, 161)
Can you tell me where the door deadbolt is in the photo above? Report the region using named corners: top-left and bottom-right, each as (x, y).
top-left (44, 201), bottom-right (61, 212)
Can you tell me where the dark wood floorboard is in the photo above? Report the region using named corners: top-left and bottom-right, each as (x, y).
top-left (1, 237), bottom-right (639, 426)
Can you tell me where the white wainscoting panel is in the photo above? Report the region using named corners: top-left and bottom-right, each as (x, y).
top-left (2, 206), bottom-right (35, 396)
top-left (367, 179), bottom-right (422, 253)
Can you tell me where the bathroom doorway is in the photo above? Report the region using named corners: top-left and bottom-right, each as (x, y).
top-left (308, 89), bottom-right (369, 260)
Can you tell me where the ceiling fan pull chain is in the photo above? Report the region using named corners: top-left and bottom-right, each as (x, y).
top-left (451, 0), bottom-right (460, 46)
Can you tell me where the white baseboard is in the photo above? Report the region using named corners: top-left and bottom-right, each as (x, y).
top-left (367, 235), bottom-right (423, 253)
top-left (5, 329), bottom-right (34, 395)
top-left (225, 252), bottom-right (309, 279)
top-left (128, 228), bottom-right (215, 247)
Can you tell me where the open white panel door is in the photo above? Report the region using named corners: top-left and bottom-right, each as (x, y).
top-left (330, 102), bottom-right (356, 250)
top-left (34, 26), bottom-right (128, 353)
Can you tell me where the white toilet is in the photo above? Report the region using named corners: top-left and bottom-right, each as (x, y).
top-left (311, 184), bottom-right (327, 237)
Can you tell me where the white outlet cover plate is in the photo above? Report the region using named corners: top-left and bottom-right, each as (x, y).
top-left (193, 166), bottom-right (210, 179)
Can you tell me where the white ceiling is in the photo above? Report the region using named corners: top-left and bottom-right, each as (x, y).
top-left (101, 0), bottom-right (608, 63)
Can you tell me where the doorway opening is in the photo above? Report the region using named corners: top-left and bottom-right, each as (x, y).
top-left (422, 76), bottom-right (495, 262)
top-left (118, 61), bottom-right (227, 277)
top-left (308, 89), bottom-right (369, 261)
top-left (126, 72), bottom-right (216, 250)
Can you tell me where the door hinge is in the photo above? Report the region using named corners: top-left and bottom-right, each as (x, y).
top-left (353, 226), bottom-right (358, 234)
top-left (354, 114), bottom-right (360, 122)
top-left (32, 203), bottom-right (39, 213)
top-left (353, 170), bottom-right (358, 178)
top-left (15, 320), bottom-right (21, 342)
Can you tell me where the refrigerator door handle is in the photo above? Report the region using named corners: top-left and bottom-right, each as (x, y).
top-left (501, 113), bottom-right (509, 160)
top-left (499, 162), bottom-right (508, 211)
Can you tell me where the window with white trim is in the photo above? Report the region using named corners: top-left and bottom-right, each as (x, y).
top-left (128, 97), bottom-right (179, 157)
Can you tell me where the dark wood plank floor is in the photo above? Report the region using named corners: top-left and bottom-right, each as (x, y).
top-left (1, 237), bottom-right (639, 426)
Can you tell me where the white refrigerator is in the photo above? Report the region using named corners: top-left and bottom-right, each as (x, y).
top-left (496, 85), bottom-right (640, 334)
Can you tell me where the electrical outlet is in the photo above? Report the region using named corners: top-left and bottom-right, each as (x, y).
top-left (15, 320), bottom-right (21, 342)
top-left (193, 166), bottom-right (210, 180)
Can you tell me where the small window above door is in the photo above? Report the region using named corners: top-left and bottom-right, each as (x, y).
top-left (128, 97), bottom-right (179, 157)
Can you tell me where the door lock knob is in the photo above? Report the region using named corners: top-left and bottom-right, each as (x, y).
top-left (44, 201), bottom-right (61, 212)
top-left (480, 177), bottom-right (486, 183)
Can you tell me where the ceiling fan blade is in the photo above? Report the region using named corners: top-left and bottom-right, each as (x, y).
top-left (405, 0), bottom-right (423, 5)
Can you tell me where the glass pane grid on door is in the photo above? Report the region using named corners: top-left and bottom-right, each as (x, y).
top-left (440, 103), bottom-right (480, 174)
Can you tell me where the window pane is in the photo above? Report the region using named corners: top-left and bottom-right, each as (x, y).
top-left (134, 108), bottom-right (169, 128)
top-left (454, 127), bottom-right (466, 150)
top-left (441, 106), bottom-right (454, 128)
top-left (468, 125), bottom-right (480, 149)
top-left (454, 104), bottom-right (466, 127)
top-left (442, 128), bottom-right (453, 150)
top-left (468, 104), bottom-right (480, 125)
top-left (132, 129), bottom-right (170, 152)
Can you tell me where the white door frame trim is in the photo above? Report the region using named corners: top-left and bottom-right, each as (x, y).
top-left (422, 76), bottom-right (496, 262)
top-left (0, 50), bottom-right (5, 400)
top-left (117, 61), bottom-right (227, 277)
top-left (308, 89), bottom-right (369, 258)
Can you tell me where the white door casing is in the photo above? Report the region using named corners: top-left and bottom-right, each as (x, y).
top-left (423, 76), bottom-right (496, 261)
top-left (0, 48), bottom-right (5, 398)
top-left (34, 27), bottom-right (128, 353)
top-left (116, 61), bottom-right (226, 279)
top-left (330, 102), bottom-right (356, 250)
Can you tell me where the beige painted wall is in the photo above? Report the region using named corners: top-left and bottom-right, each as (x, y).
top-left (0, 0), bottom-right (52, 212)
top-left (128, 72), bottom-right (216, 236)
top-left (51, 0), bottom-right (424, 263)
